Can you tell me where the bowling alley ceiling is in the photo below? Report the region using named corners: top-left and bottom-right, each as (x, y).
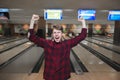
top-left (0, 0), bottom-right (120, 24)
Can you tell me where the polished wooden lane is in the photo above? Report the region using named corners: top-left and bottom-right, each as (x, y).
top-left (0, 69), bottom-right (119, 80)
top-left (0, 39), bottom-right (120, 80)
top-left (72, 44), bottom-right (116, 72)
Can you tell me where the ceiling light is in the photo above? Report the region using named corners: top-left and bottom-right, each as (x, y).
top-left (99, 10), bottom-right (109, 12)
top-left (9, 8), bottom-right (23, 11)
top-left (63, 9), bottom-right (74, 12)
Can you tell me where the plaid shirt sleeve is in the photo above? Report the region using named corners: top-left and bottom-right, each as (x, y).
top-left (28, 29), bottom-right (47, 48)
top-left (67, 28), bottom-right (87, 48)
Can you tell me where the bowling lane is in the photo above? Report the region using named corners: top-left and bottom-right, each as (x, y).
top-left (92, 36), bottom-right (113, 44)
top-left (0, 37), bottom-right (24, 45)
top-left (0, 42), bottom-right (34, 65)
top-left (72, 43), bottom-right (116, 72)
top-left (0, 38), bottom-right (28, 53)
top-left (82, 40), bottom-right (120, 64)
top-left (0, 37), bottom-right (17, 42)
top-left (86, 38), bottom-right (120, 55)
top-left (0, 46), bottom-right (44, 73)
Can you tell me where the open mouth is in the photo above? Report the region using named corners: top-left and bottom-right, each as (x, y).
top-left (55, 37), bottom-right (59, 39)
top-left (55, 37), bottom-right (60, 42)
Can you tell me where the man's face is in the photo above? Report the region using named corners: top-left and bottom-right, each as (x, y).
top-left (52, 29), bottom-right (62, 43)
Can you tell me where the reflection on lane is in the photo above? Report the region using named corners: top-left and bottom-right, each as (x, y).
top-left (81, 40), bottom-right (120, 64)
top-left (86, 38), bottom-right (120, 54)
top-left (0, 38), bottom-right (28, 53)
top-left (0, 37), bottom-right (24, 45)
top-left (0, 46), bottom-right (43, 73)
top-left (72, 43), bottom-right (116, 72)
top-left (92, 36), bottom-right (113, 44)
top-left (0, 42), bottom-right (34, 65)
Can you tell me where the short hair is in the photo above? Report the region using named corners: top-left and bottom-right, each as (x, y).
top-left (52, 25), bottom-right (63, 32)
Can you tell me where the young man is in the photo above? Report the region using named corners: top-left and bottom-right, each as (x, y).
top-left (28, 14), bottom-right (87, 80)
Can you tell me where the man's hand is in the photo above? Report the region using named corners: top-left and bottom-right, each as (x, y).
top-left (29, 14), bottom-right (39, 29)
top-left (78, 17), bottom-right (85, 22)
top-left (31, 14), bottom-right (40, 21)
top-left (78, 17), bottom-right (86, 28)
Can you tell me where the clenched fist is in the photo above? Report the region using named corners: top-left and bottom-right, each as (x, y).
top-left (31, 14), bottom-right (40, 21)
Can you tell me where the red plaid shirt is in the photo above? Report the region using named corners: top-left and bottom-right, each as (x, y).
top-left (29, 28), bottom-right (87, 80)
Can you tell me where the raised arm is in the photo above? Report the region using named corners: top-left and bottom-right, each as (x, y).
top-left (78, 17), bottom-right (86, 28)
top-left (67, 17), bottom-right (87, 48)
top-left (27, 14), bottom-right (39, 38)
top-left (28, 14), bottom-right (46, 48)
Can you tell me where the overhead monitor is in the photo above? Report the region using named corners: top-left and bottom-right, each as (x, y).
top-left (0, 8), bottom-right (10, 20)
top-left (78, 9), bottom-right (96, 20)
top-left (44, 9), bottom-right (62, 20)
top-left (108, 10), bottom-right (120, 21)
